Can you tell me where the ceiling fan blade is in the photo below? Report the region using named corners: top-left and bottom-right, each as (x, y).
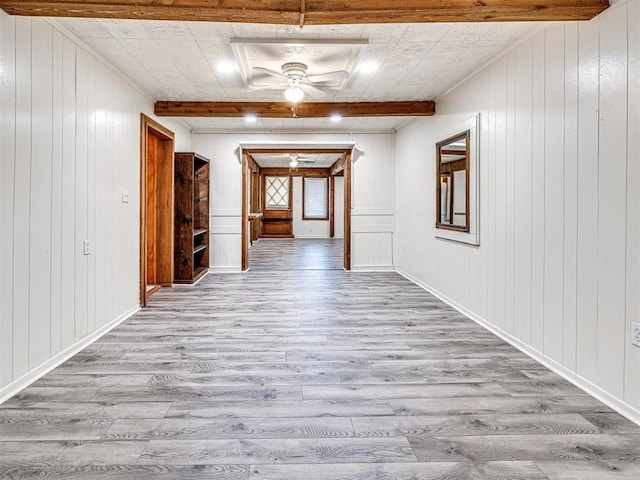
top-left (299, 83), bottom-right (326, 99)
top-left (252, 66), bottom-right (288, 80)
top-left (298, 158), bottom-right (316, 163)
top-left (306, 70), bottom-right (350, 83)
top-left (250, 82), bottom-right (289, 91)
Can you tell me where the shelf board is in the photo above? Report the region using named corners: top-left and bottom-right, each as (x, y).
top-left (193, 244), bottom-right (208, 255)
top-left (193, 228), bottom-right (208, 237)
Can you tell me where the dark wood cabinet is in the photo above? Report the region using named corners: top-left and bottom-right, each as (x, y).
top-left (174, 152), bottom-right (210, 284)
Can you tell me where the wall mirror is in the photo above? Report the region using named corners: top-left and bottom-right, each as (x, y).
top-left (436, 131), bottom-right (470, 232)
top-left (433, 114), bottom-right (479, 246)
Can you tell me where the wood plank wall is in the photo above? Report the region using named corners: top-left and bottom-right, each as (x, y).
top-left (0, 12), bottom-right (190, 399)
top-left (394, 1), bottom-right (640, 421)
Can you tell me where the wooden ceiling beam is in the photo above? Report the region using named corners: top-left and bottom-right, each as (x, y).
top-left (0, 0), bottom-right (609, 23)
top-left (154, 101), bottom-right (436, 118)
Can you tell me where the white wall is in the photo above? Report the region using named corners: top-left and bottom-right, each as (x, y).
top-left (395, 0), bottom-right (640, 423)
top-left (334, 176), bottom-right (345, 239)
top-left (292, 177), bottom-right (330, 238)
top-left (0, 13), bottom-right (191, 401)
top-left (192, 132), bottom-right (394, 271)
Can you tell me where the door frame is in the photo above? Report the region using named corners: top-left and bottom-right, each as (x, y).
top-left (140, 114), bottom-right (175, 306)
top-left (241, 146), bottom-right (352, 271)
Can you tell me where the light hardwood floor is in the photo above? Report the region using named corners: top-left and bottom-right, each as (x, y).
top-left (1, 238), bottom-right (639, 479)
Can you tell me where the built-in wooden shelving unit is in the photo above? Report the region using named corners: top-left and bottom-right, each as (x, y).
top-left (174, 152), bottom-right (210, 284)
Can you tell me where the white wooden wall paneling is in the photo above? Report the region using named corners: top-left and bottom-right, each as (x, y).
top-left (486, 66), bottom-right (497, 332)
top-left (505, 51), bottom-right (517, 336)
top-left (351, 210), bottom-right (393, 268)
top-left (75, 49), bottom-right (89, 342)
top-left (29, 19), bottom-right (54, 369)
top-left (351, 233), bottom-right (393, 269)
top-left (575, 18), bottom-right (599, 382)
top-left (476, 72), bottom-right (491, 321)
top-left (193, 135), bottom-right (243, 270)
top-left (1, 13), bottom-right (193, 396)
top-left (334, 176), bottom-right (344, 238)
top-left (13, 17), bottom-right (32, 379)
top-left (513, 41), bottom-right (534, 345)
top-left (0, 12), bottom-right (16, 386)
top-left (93, 63), bottom-right (103, 332)
top-left (104, 70), bottom-right (115, 331)
top-left (625, 0), bottom-right (640, 411)
top-left (563, 23), bottom-right (579, 371)
top-left (50, 28), bottom-right (63, 357)
top-left (494, 58), bottom-right (508, 332)
top-left (86, 53), bottom-right (97, 336)
top-left (530, 30), bottom-right (546, 353)
top-left (60, 35), bottom-right (76, 352)
top-left (543, 24), bottom-right (566, 364)
top-left (395, 0), bottom-right (640, 419)
top-left (597, 5), bottom-right (627, 398)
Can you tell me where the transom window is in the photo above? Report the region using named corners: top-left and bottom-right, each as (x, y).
top-left (303, 177), bottom-right (328, 220)
top-left (265, 176), bottom-right (289, 209)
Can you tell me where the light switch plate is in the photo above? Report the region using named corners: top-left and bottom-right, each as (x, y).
top-left (632, 322), bottom-right (640, 348)
top-left (83, 240), bottom-right (90, 256)
top-left (122, 190), bottom-right (130, 203)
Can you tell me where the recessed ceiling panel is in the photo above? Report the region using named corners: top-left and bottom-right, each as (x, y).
top-left (251, 152), bottom-right (343, 168)
top-left (231, 38), bottom-right (368, 89)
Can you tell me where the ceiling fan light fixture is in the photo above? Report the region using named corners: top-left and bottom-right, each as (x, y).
top-left (284, 85), bottom-right (305, 103)
top-left (289, 159), bottom-right (299, 168)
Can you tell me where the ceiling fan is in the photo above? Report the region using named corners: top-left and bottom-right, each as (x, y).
top-left (252, 62), bottom-right (349, 103)
top-left (288, 153), bottom-right (315, 168)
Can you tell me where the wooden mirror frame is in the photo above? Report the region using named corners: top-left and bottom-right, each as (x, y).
top-left (435, 130), bottom-right (470, 233)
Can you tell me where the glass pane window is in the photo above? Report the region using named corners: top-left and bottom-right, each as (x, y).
top-left (303, 177), bottom-right (328, 220)
top-left (266, 176), bottom-right (289, 209)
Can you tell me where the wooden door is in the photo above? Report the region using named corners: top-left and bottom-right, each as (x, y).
top-left (140, 114), bottom-right (174, 306)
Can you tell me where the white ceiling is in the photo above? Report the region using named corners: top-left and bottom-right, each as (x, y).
top-left (56, 18), bottom-right (542, 131)
top-left (252, 152), bottom-right (343, 169)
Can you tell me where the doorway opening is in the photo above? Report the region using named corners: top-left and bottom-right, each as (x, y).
top-left (140, 114), bottom-right (174, 307)
top-left (241, 147), bottom-right (352, 272)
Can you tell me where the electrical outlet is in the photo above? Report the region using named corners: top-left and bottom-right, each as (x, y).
top-left (632, 322), bottom-right (640, 348)
top-left (402, 241), bottom-right (407, 252)
top-left (83, 240), bottom-right (91, 256)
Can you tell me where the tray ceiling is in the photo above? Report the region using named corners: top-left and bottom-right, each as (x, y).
top-left (232, 38), bottom-right (367, 90)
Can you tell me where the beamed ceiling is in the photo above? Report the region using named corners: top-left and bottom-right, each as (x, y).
top-left (0, 1), bottom-right (610, 132)
top-left (0, 1), bottom-right (610, 24)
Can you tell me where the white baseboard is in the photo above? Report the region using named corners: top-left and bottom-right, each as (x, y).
top-left (208, 266), bottom-right (242, 273)
top-left (0, 305), bottom-right (140, 405)
top-left (396, 268), bottom-right (640, 427)
top-left (351, 265), bottom-right (394, 272)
